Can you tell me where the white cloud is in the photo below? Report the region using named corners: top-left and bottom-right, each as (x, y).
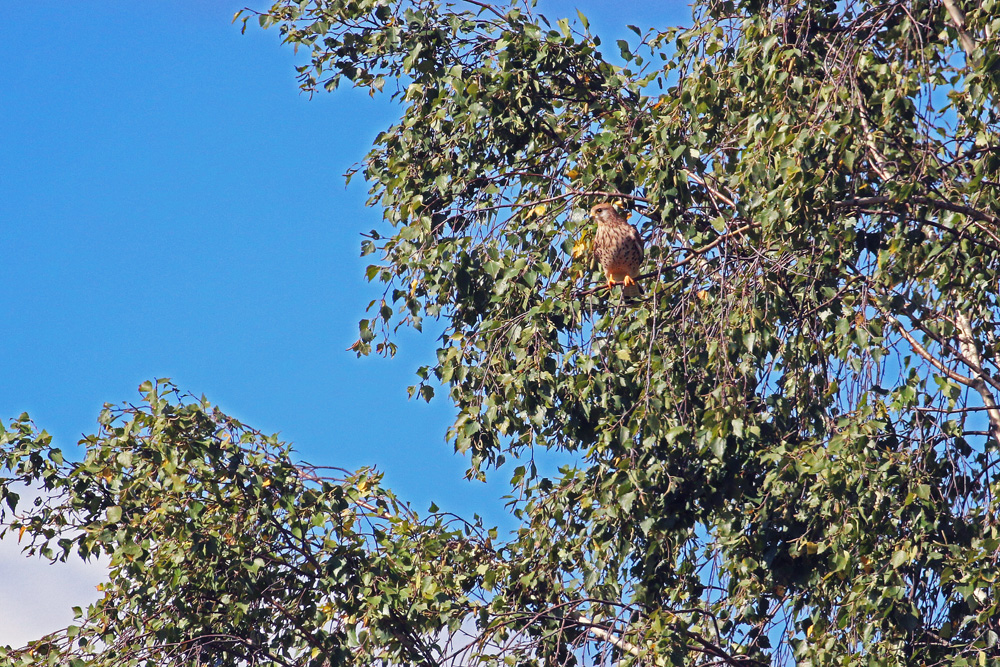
top-left (0, 530), bottom-right (108, 648)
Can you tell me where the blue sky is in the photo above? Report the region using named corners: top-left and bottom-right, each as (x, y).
top-left (0, 0), bottom-right (693, 647)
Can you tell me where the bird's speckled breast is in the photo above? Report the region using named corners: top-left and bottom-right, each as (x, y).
top-left (595, 224), bottom-right (643, 278)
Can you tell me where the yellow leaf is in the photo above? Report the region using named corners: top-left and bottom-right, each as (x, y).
top-left (18, 525), bottom-right (26, 542)
top-left (566, 168), bottom-right (580, 179)
top-left (572, 228), bottom-right (592, 259)
top-left (532, 204), bottom-right (547, 217)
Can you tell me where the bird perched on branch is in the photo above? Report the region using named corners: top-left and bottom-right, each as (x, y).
top-left (591, 202), bottom-right (644, 300)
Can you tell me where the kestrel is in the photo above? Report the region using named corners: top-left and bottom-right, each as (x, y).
top-left (591, 203), bottom-right (644, 299)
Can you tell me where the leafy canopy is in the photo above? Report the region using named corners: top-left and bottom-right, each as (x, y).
top-left (3, 0), bottom-right (1000, 665)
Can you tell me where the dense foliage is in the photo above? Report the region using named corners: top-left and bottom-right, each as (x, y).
top-left (3, 0), bottom-right (1000, 665)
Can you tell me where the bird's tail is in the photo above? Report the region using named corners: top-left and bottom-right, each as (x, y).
top-left (623, 279), bottom-right (643, 300)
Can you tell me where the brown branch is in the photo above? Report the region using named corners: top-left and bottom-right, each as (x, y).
top-left (835, 196), bottom-right (1000, 226)
top-left (683, 631), bottom-right (767, 667)
top-left (460, 0), bottom-right (508, 22)
top-left (563, 187), bottom-right (651, 204)
top-left (670, 222), bottom-right (756, 269)
top-left (266, 595), bottom-right (329, 663)
top-left (683, 169), bottom-right (736, 208)
top-left (852, 85), bottom-right (892, 181)
top-left (876, 309), bottom-right (1000, 445)
top-left (900, 311), bottom-right (1000, 395)
top-left (878, 309), bottom-right (978, 387)
top-left (914, 405), bottom-right (1000, 414)
top-left (834, 196), bottom-right (1000, 249)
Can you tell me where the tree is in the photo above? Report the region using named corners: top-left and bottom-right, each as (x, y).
top-left (3, 0), bottom-right (1000, 665)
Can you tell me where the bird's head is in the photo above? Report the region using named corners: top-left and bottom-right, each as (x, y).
top-left (590, 202), bottom-right (619, 225)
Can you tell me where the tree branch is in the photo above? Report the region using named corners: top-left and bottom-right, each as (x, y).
top-left (834, 196), bottom-right (1000, 250)
top-left (941, 0), bottom-right (976, 61)
top-left (876, 306), bottom-right (1000, 448)
top-left (878, 309), bottom-right (977, 387)
top-left (954, 314), bottom-right (1000, 448)
top-left (835, 196), bottom-right (1000, 227)
top-left (567, 613), bottom-right (643, 657)
top-left (683, 169), bottom-right (736, 208)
